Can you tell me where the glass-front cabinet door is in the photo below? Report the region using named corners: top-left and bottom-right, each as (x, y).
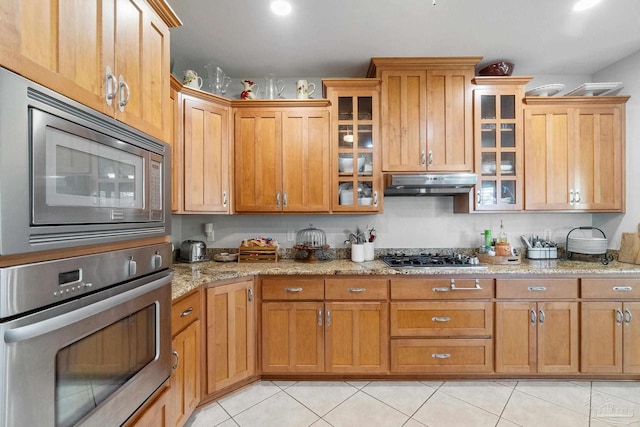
top-left (323, 79), bottom-right (382, 212)
top-left (473, 77), bottom-right (531, 211)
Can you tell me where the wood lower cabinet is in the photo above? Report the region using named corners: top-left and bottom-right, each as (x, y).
top-left (368, 57), bottom-right (480, 173)
top-left (495, 279), bottom-right (579, 373)
top-left (206, 280), bottom-right (256, 393)
top-left (125, 381), bottom-right (172, 427)
top-left (261, 276), bottom-right (389, 374)
top-left (170, 290), bottom-right (201, 427)
top-left (0, 0), bottom-right (179, 141)
top-left (524, 97), bottom-right (628, 212)
top-left (234, 102), bottom-right (331, 213)
top-left (389, 277), bottom-right (494, 373)
top-left (581, 278), bottom-right (640, 373)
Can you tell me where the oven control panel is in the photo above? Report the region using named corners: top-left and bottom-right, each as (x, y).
top-left (0, 243), bottom-right (172, 319)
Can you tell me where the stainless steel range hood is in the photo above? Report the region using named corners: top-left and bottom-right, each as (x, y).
top-left (384, 173), bottom-right (477, 196)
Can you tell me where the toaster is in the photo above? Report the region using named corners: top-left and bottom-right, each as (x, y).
top-left (179, 240), bottom-right (209, 262)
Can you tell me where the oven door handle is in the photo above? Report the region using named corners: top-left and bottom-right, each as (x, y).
top-left (4, 273), bottom-right (172, 344)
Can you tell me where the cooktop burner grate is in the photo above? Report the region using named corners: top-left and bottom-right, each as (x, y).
top-left (380, 254), bottom-right (482, 268)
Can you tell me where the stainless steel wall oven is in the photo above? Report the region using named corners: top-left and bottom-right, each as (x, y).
top-left (0, 243), bottom-right (173, 427)
top-left (0, 67), bottom-right (171, 255)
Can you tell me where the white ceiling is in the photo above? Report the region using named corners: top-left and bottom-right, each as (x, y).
top-left (167, 0), bottom-right (640, 79)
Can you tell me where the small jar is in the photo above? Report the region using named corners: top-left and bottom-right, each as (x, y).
top-left (495, 242), bottom-right (511, 256)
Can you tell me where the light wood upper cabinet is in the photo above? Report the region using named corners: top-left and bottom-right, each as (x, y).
top-left (206, 280), bottom-right (256, 394)
top-left (234, 101), bottom-right (331, 213)
top-left (323, 79), bottom-right (383, 213)
top-left (368, 57), bottom-right (481, 172)
top-left (524, 96), bottom-right (628, 212)
top-left (0, 0), bottom-right (180, 142)
top-left (182, 93), bottom-right (231, 213)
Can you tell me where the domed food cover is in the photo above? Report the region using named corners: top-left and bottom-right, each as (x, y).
top-left (294, 224), bottom-right (330, 262)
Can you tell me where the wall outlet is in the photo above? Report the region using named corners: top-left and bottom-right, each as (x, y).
top-left (287, 229), bottom-right (295, 242)
top-left (206, 230), bottom-right (215, 242)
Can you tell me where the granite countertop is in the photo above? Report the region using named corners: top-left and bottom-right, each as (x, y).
top-left (171, 257), bottom-right (640, 300)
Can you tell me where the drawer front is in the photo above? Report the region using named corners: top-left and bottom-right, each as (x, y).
top-left (391, 338), bottom-right (493, 373)
top-left (171, 289), bottom-right (201, 336)
top-left (582, 278), bottom-right (640, 299)
top-left (391, 302), bottom-right (492, 337)
top-left (261, 277), bottom-right (324, 300)
top-left (391, 278), bottom-right (494, 300)
top-left (496, 279), bottom-right (578, 299)
top-left (325, 278), bottom-right (389, 300)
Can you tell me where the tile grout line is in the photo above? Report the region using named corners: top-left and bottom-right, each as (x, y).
top-left (280, 380), bottom-right (359, 420)
top-left (494, 380), bottom-right (521, 427)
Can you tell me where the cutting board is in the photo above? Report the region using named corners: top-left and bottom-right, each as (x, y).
top-left (618, 224), bottom-right (640, 264)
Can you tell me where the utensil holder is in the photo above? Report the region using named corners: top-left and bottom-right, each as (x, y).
top-left (351, 244), bottom-right (365, 262)
top-left (364, 242), bottom-right (375, 261)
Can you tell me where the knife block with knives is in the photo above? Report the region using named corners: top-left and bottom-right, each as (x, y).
top-left (618, 224), bottom-right (640, 264)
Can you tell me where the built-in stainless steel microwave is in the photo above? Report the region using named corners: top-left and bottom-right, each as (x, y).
top-left (0, 67), bottom-right (171, 255)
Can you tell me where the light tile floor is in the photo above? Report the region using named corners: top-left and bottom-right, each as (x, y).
top-left (185, 380), bottom-right (640, 427)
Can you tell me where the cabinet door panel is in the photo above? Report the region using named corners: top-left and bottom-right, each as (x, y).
top-left (537, 301), bottom-right (579, 373)
top-left (171, 320), bottom-right (200, 427)
top-left (261, 302), bottom-right (324, 373)
top-left (325, 302), bottom-right (389, 373)
top-left (581, 302), bottom-right (622, 373)
top-left (234, 111), bottom-right (282, 212)
top-left (183, 97), bottom-right (230, 212)
top-left (113, 0), bottom-right (170, 140)
top-left (426, 69), bottom-right (473, 171)
top-left (572, 107), bottom-right (623, 210)
top-left (524, 108), bottom-right (571, 210)
top-left (281, 109), bottom-right (330, 212)
top-left (206, 281), bottom-right (255, 394)
top-left (391, 338), bottom-right (492, 373)
top-left (495, 302), bottom-right (536, 373)
top-left (623, 302), bottom-right (640, 373)
top-left (390, 302), bottom-right (492, 337)
top-left (381, 71), bottom-right (426, 172)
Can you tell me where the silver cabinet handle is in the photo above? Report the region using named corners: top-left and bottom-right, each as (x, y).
top-left (373, 191), bottom-right (379, 207)
top-left (616, 308), bottom-right (623, 325)
top-left (326, 309), bottom-right (331, 326)
top-left (223, 191), bottom-right (227, 207)
top-left (614, 286), bottom-right (633, 292)
top-left (180, 307), bottom-right (193, 317)
top-left (450, 278), bottom-right (483, 290)
top-left (118, 75), bottom-right (130, 112)
top-left (105, 66), bottom-right (116, 106)
top-left (530, 308), bottom-right (537, 325)
top-left (248, 287), bottom-right (253, 302)
top-left (432, 353), bottom-right (450, 359)
top-left (347, 288), bottom-right (366, 293)
top-left (172, 350), bottom-right (179, 370)
top-left (575, 190), bottom-right (581, 203)
top-left (432, 287), bottom-right (450, 292)
top-left (276, 192), bottom-right (281, 208)
top-left (625, 308), bottom-right (632, 325)
top-left (283, 192), bottom-right (288, 208)
top-left (569, 189), bottom-right (575, 204)
top-left (421, 150), bottom-right (427, 166)
top-left (428, 150), bottom-right (433, 166)
top-left (285, 287), bottom-right (303, 293)
top-left (527, 286), bottom-right (547, 292)
top-left (476, 190), bottom-right (481, 204)
top-left (432, 316), bottom-right (451, 322)
top-left (317, 308), bottom-right (323, 326)
top-left (539, 309), bottom-right (545, 324)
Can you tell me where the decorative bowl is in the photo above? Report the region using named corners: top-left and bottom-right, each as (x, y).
top-left (478, 61), bottom-right (514, 76)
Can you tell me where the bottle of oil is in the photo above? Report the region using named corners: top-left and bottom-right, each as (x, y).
top-left (497, 220), bottom-right (508, 243)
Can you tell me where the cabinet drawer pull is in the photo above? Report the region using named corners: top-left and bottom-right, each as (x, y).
top-left (538, 309), bottom-right (545, 324)
top-left (613, 286), bottom-right (633, 292)
top-left (373, 191), bottom-right (379, 207)
top-left (432, 287), bottom-right (450, 292)
top-left (118, 75), bottom-right (130, 111)
top-left (285, 287), bottom-right (303, 293)
top-left (569, 189), bottom-right (575, 204)
top-left (530, 308), bottom-right (537, 325)
top-left (276, 192), bottom-right (281, 208)
top-left (172, 350), bottom-right (179, 370)
top-left (431, 353), bottom-right (450, 359)
top-left (450, 278), bottom-right (483, 290)
top-left (283, 192), bottom-right (288, 208)
top-left (432, 316), bottom-right (451, 322)
top-left (616, 309), bottom-right (623, 325)
top-left (625, 309), bottom-right (632, 325)
top-left (347, 287), bottom-right (366, 293)
top-left (105, 66), bottom-right (116, 105)
top-left (318, 308), bottom-right (323, 326)
top-left (326, 309), bottom-right (331, 327)
top-left (223, 191), bottom-right (227, 207)
top-left (527, 286), bottom-right (547, 292)
top-left (575, 190), bottom-right (581, 203)
top-left (248, 287), bottom-right (253, 302)
top-left (421, 150), bottom-right (427, 166)
top-left (428, 150), bottom-right (433, 166)
top-left (179, 307), bottom-right (193, 317)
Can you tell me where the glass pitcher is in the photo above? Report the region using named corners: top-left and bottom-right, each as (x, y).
top-left (264, 73), bottom-right (285, 99)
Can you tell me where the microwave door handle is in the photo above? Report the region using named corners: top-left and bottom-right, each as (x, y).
top-left (4, 273), bottom-right (172, 344)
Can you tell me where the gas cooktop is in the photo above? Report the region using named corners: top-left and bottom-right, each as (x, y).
top-left (380, 253), bottom-right (484, 268)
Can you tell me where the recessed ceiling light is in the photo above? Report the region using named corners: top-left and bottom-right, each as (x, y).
top-left (271, 0), bottom-right (292, 16)
top-left (573, 0), bottom-right (601, 12)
